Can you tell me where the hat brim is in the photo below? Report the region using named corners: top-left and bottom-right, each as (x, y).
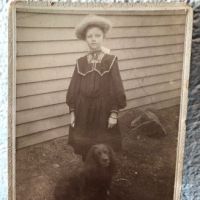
top-left (75, 15), bottom-right (112, 40)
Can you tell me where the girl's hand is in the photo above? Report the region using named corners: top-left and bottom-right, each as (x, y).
top-left (108, 112), bottom-right (118, 128)
top-left (70, 111), bottom-right (75, 127)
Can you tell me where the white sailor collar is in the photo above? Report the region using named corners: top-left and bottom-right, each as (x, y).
top-left (76, 54), bottom-right (117, 77)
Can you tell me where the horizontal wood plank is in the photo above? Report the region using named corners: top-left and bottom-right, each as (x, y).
top-left (17, 48), bottom-right (183, 70)
top-left (126, 80), bottom-right (181, 100)
top-left (16, 13), bottom-right (186, 28)
top-left (16, 91), bottom-right (180, 148)
top-left (17, 90), bottom-right (66, 111)
top-left (121, 97), bottom-right (180, 116)
top-left (16, 82), bottom-right (181, 137)
top-left (17, 25), bottom-right (185, 42)
top-left (16, 97), bottom-right (180, 149)
top-left (144, 97), bottom-right (180, 110)
top-left (16, 79), bottom-right (181, 111)
top-left (16, 114), bottom-right (70, 137)
top-left (16, 103), bottom-right (68, 125)
top-left (124, 71), bottom-right (182, 91)
top-left (16, 85), bottom-right (181, 125)
top-left (16, 62), bottom-right (183, 84)
top-left (16, 126), bottom-right (69, 149)
top-left (121, 63), bottom-right (182, 80)
top-left (17, 35), bottom-right (184, 56)
top-left (126, 89), bottom-right (180, 109)
top-left (16, 70), bottom-right (182, 97)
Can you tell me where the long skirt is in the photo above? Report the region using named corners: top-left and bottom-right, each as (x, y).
top-left (68, 124), bottom-right (122, 159)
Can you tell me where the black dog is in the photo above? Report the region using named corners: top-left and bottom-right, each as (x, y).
top-left (54, 144), bottom-right (117, 200)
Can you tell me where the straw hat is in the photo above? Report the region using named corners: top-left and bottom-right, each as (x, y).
top-left (75, 15), bottom-right (112, 40)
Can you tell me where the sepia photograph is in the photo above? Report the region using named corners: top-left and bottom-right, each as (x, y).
top-left (8, 2), bottom-right (192, 200)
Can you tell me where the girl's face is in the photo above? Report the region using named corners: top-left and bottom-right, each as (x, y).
top-left (85, 26), bottom-right (104, 51)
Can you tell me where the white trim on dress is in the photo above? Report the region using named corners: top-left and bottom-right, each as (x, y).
top-left (76, 55), bottom-right (117, 77)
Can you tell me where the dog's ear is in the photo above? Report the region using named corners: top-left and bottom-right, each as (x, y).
top-left (85, 145), bottom-right (98, 168)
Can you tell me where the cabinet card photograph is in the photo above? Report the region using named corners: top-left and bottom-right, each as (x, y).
top-left (8, 2), bottom-right (193, 200)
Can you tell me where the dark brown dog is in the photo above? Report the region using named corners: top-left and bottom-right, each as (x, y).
top-left (81, 144), bottom-right (117, 200)
top-left (54, 144), bottom-right (117, 200)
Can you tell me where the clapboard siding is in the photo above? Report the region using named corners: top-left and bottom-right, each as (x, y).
top-left (18, 39), bottom-right (183, 59)
top-left (16, 96), bottom-right (181, 149)
top-left (17, 51), bottom-right (183, 70)
top-left (17, 126), bottom-right (69, 149)
top-left (16, 12), bottom-right (186, 28)
top-left (16, 79), bottom-right (181, 111)
top-left (16, 88), bottom-right (180, 138)
top-left (17, 104), bottom-right (68, 125)
top-left (16, 86), bottom-right (181, 126)
top-left (17, 115), bottom-right (70, 137)
top-left (17, 35), bottom-right (184, 56)
top-left (16, 9), bottom-right (186, 149)
top-left (127, 89), bottom-right (180, 108)
top-left (17, 70), bottom-right (182, 97)
top-left (17, 87), bottom-right (180, 138)
top-left (17, 25), bottom-right (185, 42)
top-left (16, 62), bottom-right (183, 84)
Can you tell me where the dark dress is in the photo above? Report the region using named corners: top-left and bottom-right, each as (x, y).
top-left (66, 53), bottom-right (126, 157)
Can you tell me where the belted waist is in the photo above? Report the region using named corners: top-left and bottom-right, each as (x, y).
top-left (80, 91), bottom-right (101, 99)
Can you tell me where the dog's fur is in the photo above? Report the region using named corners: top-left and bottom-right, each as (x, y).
top-left (54, 144), bottom-right (117, 200)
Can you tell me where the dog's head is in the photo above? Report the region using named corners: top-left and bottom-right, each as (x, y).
top-left (85, 144), bottom-right (117, 172)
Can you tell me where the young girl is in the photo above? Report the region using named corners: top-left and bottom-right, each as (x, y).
top-left (66, 15), bottom-right (127, 160)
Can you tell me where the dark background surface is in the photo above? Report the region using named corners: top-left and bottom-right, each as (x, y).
top-left (181, 3), bottom-right (200, 200)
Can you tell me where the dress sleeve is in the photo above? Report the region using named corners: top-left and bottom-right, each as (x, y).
top-left (66, 64), bottom-right (81, 113)
top-left (110, 56), bottom-right (127, 113)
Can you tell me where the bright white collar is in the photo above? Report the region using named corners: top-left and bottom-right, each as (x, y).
top-left (101, 46), bottom-right (110, 54)
top-left (87, 46), bottom-right (110, 55)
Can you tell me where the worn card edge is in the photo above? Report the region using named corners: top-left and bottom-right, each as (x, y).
top-left (7, 1), bottom-right (193, 200)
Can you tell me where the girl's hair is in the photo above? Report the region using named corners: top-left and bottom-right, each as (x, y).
top-left (84, 25), bottom-right (105, 39)
top-left (75, 15), bottom-right (112, 40)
